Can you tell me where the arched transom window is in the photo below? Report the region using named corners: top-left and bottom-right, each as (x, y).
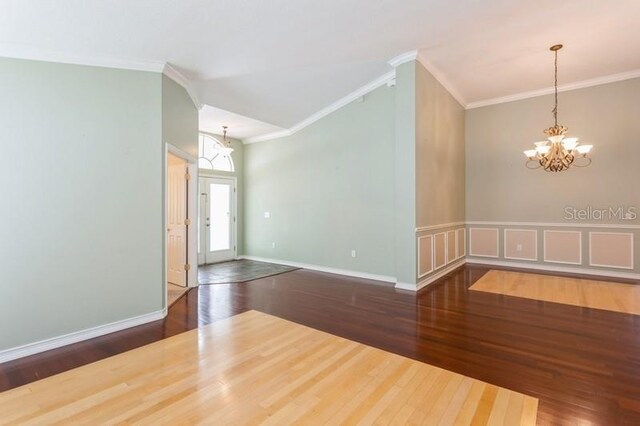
top-left (198, 133), bottom-right (235, 172)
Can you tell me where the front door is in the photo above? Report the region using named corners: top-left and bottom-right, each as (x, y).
top-left (198, 177), bottom-right (236, 265)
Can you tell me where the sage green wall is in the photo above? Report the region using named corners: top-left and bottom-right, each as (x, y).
top-left (199, 132), bottom-right (245, 255)
top-left (394, 62), bottom-right (418, 285)
top-left (243, 84), bottom-right (396, 277)
top-left (0, 57), bottom-right (164, 351)
top-left (162, 75), bottom-right (199, 158)
top-left (415, 62), bottom-right (465, 227)
top-left (466, 78), bottom-right (640, 224)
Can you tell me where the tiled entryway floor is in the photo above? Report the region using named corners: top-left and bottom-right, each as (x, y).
top-left (198, 259), bottom-right (298, 285)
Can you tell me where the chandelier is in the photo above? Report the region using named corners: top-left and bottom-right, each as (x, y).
top-left (220, 126), bottom-right (234, 155)
top-left (523, 44), bottom-right (593, 172)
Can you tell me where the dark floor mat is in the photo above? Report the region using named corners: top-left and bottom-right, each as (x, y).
top-left (198, 259), bottom-right (299, 284)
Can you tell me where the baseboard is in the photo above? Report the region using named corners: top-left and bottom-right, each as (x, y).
top-left (239, 255), bottom-right (396, 283)
top-left (396, 259), bottom-right (467, 292)
top-left (466, 258), bottom-right (640, 281)
top-left (0, 308), bottom-right (167, 364)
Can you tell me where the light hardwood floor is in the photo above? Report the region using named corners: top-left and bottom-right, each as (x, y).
top-left (0, 310), bottom-right (537, 425)
top-left (471, 270), bottom-right (640, 315)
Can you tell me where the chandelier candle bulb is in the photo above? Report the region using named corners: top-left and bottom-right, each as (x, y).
top-left (523, 44), bottom-right (594, 172)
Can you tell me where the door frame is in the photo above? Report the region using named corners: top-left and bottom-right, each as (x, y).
top-left (164, 143), bottom-right (199, 310)
top-left (198, 174), bottom-right (238, 265)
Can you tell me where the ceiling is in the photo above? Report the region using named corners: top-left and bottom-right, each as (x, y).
top-left (2, 0), bottom-right (640, 139)
top-left (199, 105), bottom-right (284, 140)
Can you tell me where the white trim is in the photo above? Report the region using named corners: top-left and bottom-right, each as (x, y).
top-left (543, 230), bottom-right (583, 265)
top-left (243, 71), bottom-right (396, 144)
top-left (434, 232), bottom-right (447, 270)
top-left (415, 51), bottom-right (467, 108)
top-left (466, 220), bottom-right (640, 230)
top-left (456, 228), bottom-right (466, 259)
top-left (0, 309), bottom-right (166, 364)
top-left (416, 222), bottom-right (466, 233)
top-left (589, 232), bottom-right (635, 270)
top-left (167, 143), bottom-right (198, 164)
top-left (402, 259), bottom-right (466, 292)
top-left (504, 229), bottom-right (538, 262)
top-left (388, 50), bottom-right (419, 67)
top-left (162, 63), bottom-right (201, 110)
top-left (0, 43), bottom-right (165, 72)
top-left (239, 255), bottom-right (396, 284)
top-left (446, 230), bottom-right (456, 265)
top-left (465, 258), bottom-right (640, 281)
top-left (417, 234), bottom-right (434, 278)
top-left (469, 228), bottom-right (500, 258)
top-left (467, 69), bottom-right (640, 109)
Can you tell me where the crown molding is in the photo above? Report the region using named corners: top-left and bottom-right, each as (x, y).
top-left (0, 44), bottom-right (201, 109)
top-left (162, 63), bottom-right (202, 110)
top-left (0, 43), bottom-right (165, 73)
top-left (388, 50), bottom-right (419, 67)
top-left (243, 70), bottom-right (396, 144)
top-left (415, 51), bottom-right (467, 108)
top-left (387, 49), bottom-right (467, 108)
top-left (467, 68), bottom-right (640, 109)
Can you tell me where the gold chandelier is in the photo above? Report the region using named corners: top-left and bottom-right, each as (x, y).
top-left (523, 44), bottom-right (593, 172)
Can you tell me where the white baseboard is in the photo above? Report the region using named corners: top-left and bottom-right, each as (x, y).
top-left (466, 258), bottom-right (640, 281)
top-left (396, 259), bottom-right (467, 292)
top-left (239, 255), bottom-right (396, 283)
top-left (0, 309), bottom-right (167, 364)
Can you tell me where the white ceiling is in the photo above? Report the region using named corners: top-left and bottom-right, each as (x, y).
top-left (2, 0), bottom-right (640, 137)
top-left (199, 105), bottom-right (284, 140)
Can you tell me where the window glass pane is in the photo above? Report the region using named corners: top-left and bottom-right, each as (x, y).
top-left (211, 155), bottom-right (233, 172)
top-left (199, 134), bottom-right (235, 172)
top-left (198, 158), bottom-right (212, 170)
top-left (209, 183), bottom-right (231, 251)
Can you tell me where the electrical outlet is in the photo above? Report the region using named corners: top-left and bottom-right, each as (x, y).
top-left (264, 212), bottom-right (271, 219)
top-left (351, 250), bottom-right (357, 258)
top-left (516, 244), bottom-right (523, 252)
top-left (271, 242), bottom-right (276, 249)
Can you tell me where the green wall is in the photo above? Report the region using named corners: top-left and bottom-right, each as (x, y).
top-left (162, 75), bottom-right (199, 158)
top-left (0, 57), bottom-right (165, 351)
top-left (243, 84), bottom-right (396, 277)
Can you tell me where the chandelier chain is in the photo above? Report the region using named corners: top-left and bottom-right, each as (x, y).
top-left (553, 48), bottom-right (558, 127)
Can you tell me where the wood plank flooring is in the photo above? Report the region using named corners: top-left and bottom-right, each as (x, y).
top-left (1, 265), bottom-right (639, 424)
top-left (0, 310), bottom-right (537, 425)
top-left (471, 270), bottom-right (640, 315)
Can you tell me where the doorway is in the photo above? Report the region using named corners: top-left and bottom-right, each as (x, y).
top-left (198, 176), bottom-right (237, 265)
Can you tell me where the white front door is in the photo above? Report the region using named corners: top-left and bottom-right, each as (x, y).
top-left (167, 153), bottom-right (188, 286)
top-left (198, 177), bottom-right (236, 265)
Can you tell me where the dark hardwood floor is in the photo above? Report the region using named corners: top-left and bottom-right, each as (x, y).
top-left (1, 265), bottom-right (639, 425)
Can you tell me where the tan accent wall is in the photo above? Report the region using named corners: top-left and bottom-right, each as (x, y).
top-left (469, 228), bottom-right (499, 258)
top-left (466, 78), bottom-right (640, 224)
top-left (504, 229), bottom-right (538, 261)
top-left (415, 61), bottom-right (465, 228)
top-left (544, 231), bottom-right (582, 265)
top-left (590, 232), bottom-right (634, 269)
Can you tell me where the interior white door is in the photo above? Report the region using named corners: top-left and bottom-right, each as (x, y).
top-left (167, 153), bottom-right (188, 286)
top-left (198, 177), bottom-right (236, 265)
